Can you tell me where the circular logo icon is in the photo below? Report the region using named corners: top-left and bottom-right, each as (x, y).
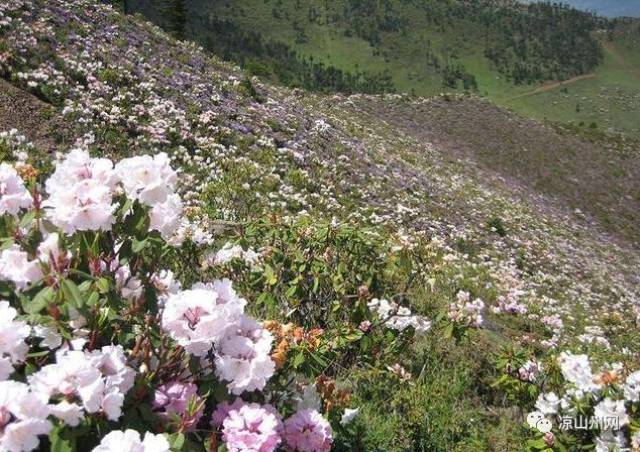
top-left (526, 411), bottom-right (544, 429)
top-left (526, 411), bottom-right (553, 433)
top-left (536, 418), bottom-right (553, 433)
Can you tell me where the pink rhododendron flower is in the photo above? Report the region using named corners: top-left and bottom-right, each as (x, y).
top-left (161, 282), bottom-right (245, 357)
top-left (153, 381), bottom-right (203, 431)
top-left (0, 380), bottom-right (52, 451)
top-left (283, 409), bottom-right (333, 452)
top-left (0, 162), bottom-right (32, 216)
top-left (0, 301), bottom-right (30, 380)
top-left (222, 403), bottom-right (282, 452)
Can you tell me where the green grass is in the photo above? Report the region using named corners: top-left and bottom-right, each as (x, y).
top-left (178, 0), bottom-right (640, 137)
top-left (501, 37), bottom-right (640, 137)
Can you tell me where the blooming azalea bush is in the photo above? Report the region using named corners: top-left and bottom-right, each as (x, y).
top-left (1, 0), bottom-right (639, 450)
top-left (0, 146), bottom-right (471, 451)
top-left (494, 343), bottom-right (640, 452)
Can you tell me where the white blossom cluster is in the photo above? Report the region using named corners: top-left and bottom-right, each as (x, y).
top-left (527, 352), bottom-right (640, 451)
top-left (162, 279), bottom-right (276, 395)
top-left (367, 298), bottom-right (432, 335)
top-left (42, 149), bottom-right (186, 240)
top-left (0, 162), bottom-right (33, 216)
top-left (28, 345), bottom-right (136, 426)
top-left (0, 301), bottom-right (30, 380)
top-left (203, 242), bottom-right (262, 269)
top-left (448, 291), bottom-right (485, 328)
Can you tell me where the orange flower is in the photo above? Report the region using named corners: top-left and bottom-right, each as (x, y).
top-left (595, 370), bottom-right (620, 386)
top-left (271, 339), bottom-right (290, 369)
top-left (16, 164), bottom-right (38, 181)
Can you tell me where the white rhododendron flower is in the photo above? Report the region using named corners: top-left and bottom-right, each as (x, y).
top-left (594, 430), bottom-right (627, 452)
top-left (0, 245), bottom-right (42, 290)
top-left (43, 149), bottom-right (118, 234)
top-left (205, 242), bottom-right (262, 268)
top-left (113, 264), bottom-right (143, 301)
top-left (115, 153), bottom-right (177, 206)
top-left (623, 371), bottom-right (640, 402)
top-left (215, 315), bottom-right (275, 394)
top-left (557, 352), bottom-right (601, 394)
top-left (92, 429), bottom-right (170, 452)
top-left (0, 380), bottom-right (52, 451)
top-left (89, 345), bottom-right (136, 395)
top-left (593, 398), bottom-right (629, 428)
top-left (0, 301), bottom-right (30, 380)
top-left (46, 148), bottom-right (118, 193)
top-left (448, 291), bottom-right (485, 328)
top-left (535, 392), bottom-right (560, 416)
top-left (340, 408), bottom-right (360, 426)
top-left (32, 324), bottom-right (63, 350)
top-left (367, 298), bottom-right (432, 335)
top-left (37, 232), bottom-right (69, 266)
top-left (151, 269), bottom-right (181, 296)
top-left (29, 346), bottom-right (135, 424)
top-left (149, 193), bottom-right (183, 239)
top-left (162, 281), bottom-right (245, 357)
top-left (0, 162), bottom-right (32, 216)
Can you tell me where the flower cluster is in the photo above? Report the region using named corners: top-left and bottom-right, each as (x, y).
top-left (367, 298), bottom-right (432, 335)
top-left (0, 301), bottom-right (30, 380)
top-left (221, 402), bottom-right (282, 452)
top-left (525, 351), bottom-right (640, 451)
top-left (0, 162), bottom-right (33, 216)
top-left (213, 398), bottom-right (333, 452)
top-left (0, 245), bottom-right (42, 290)
top-left (448, 291), bottom-right (485, 328)
top-left (92, 429), bottom-right (170, 452)
top-left (161, 280), bottom-right (276, 395)
top-left (0, 381), bottom-right (52, 451)
top-left (43, 149), bottom-right (118, 234)
top-left (204, 242), bottom-right (262, 269)
top-left (153, 381), bottom-right (204, 432)
top-left (29, 345), bottom-right (135, 426)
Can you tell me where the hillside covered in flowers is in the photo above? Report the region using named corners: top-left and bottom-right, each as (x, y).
top-left (0, 1), bottom-right (639, 451)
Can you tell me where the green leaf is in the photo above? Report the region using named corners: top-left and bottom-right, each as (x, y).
top-left (263, 264), bottom-right (277, 286)
top-left (170, 433), bottom-right (185, 450)
top-left (132, 237), bottom-right (148, 253)
top-left (442, 322), bottom-right (455, 339)
top-left (49, 425), bottom-right (74, 452)
top-left (86, 291), bottom-right (100, 307)
top-left (19, 210), bottom-right (36, 228)
top-left (60, 279), bottom-right (84, 308)
top-left (292, 351), bottom-right (305, 369)
top-left (95, 277), bottom-right (111, 294)
top-left (23, 286), bottom-right (55, 314)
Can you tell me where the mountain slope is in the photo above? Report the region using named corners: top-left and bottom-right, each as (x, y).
top-left (1, 1), bottom-right (640, 450)
top-left (126, 0), bottom-right (640, 138)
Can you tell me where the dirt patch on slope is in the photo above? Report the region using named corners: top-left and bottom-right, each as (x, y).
top-left (0, 78), bottom-right (75, 152)
top-left (509, 74), bottom-right (596, 100)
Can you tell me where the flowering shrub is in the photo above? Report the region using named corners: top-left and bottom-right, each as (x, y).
top-left (0, 147), bottom-right (452, 451)
top-left (1, 0), bottom-right (639, 450)
top-left (494, 345), bottom-right (640, 452)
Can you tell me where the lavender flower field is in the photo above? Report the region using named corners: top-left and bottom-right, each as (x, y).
top-left (0, 0), bottom-right (639, 451)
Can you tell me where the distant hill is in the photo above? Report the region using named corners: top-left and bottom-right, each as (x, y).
top-left (125, 0), bottom-right (640, 137)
